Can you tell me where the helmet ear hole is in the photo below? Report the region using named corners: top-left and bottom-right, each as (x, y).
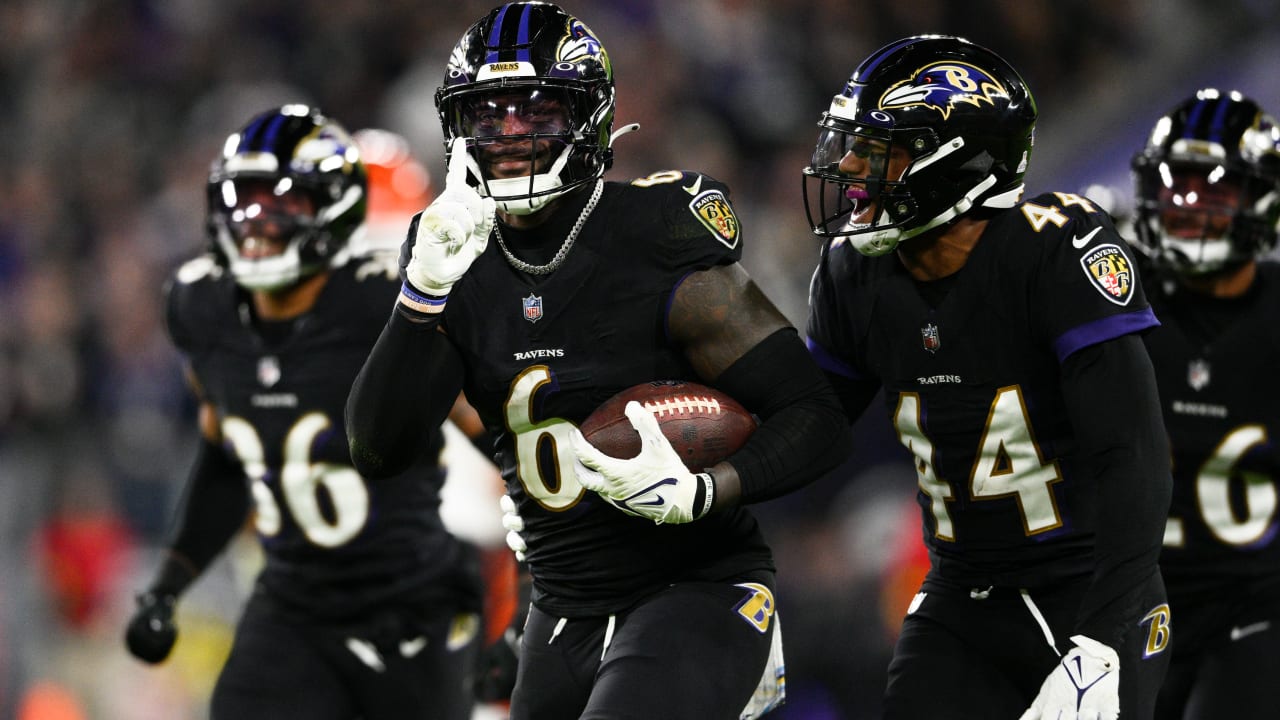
top-left (888, 198), bottom-right (917, 222)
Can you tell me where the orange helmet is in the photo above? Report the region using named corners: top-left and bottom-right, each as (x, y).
top-left (353, 128), bottom-right (434, 250)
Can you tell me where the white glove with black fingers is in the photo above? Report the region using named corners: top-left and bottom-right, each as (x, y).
top-left (398, 137), bottom-right (495, 318)
top-left (570, 401), bottom-right (716, 525)
top-left (499, 494), bottom-right (526, 562)
top-left (1020, 635), bottom-right (1120, 720)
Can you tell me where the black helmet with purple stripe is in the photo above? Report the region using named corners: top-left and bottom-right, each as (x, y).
top-left (1131, 89), bottom-right (1280, 275)
top-left (803, 35), bottom-right (1037, 256)
top-left (435, 2), bottom-right (616, 215)
top-left (206, 105), bottom-right (366, 290)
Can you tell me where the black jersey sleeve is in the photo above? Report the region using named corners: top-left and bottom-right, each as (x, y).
top-left (344, 250), bottom-right (405, 324)
top-left (714, 327), bottom-right (853, 503)
top-left (804, 238), bottom-right (884, 421)
top-left (640, 171), bottom-right (744, 271)
top-left (152, 436), bottom-right (251, 597)
top-left (1061, 333), bottom-right (1171, 647)
top-left (804, 239), bottom-right (877, 379)
top-left (163, 255), bottom-right (226, 355)
top-left (345, 310), bottom-right (466, 478)
top-left (1018, 192), bottom-right (1159, 360)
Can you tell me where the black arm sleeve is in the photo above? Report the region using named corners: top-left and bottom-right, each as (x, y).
top-left (824, 368), bottom-right (881, 424)
top-left (152, 437), bottom-right (251, 598)
top-left (714, 327), bottom-right (854, 503)
top-left (345, 310), bottom-right (466, 478)
top-left (1061, 333), bottom-right (1172, 647)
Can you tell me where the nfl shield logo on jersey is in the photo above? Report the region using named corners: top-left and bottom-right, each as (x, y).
top-left (257, 356), bottom-right (281, 388)
top-left (522, 293), bottom-right (543, 323)
top-left (1187, 358), bottom-right (1210, 391)
top-left (921, 323), bottom-right (941, 353)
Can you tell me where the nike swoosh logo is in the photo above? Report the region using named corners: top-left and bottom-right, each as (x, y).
top-left (1072, 227), bottom-right (1102, 249)
top-left (1230, 621), bottom-right (1271, 641)
top-left (683, 175), bottom-right (703, 196)
top-left (626, 478), bottom-right (679, 507)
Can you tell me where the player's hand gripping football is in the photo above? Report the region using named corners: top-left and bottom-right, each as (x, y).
top-left (1020, 635), bottom-right (1120, 720)
top-left (398, 137), bottom-right (495, 315)
top-left (124, 591), bottom-right (179, 664)
top-left (571, 401), bottom-right (716, 525)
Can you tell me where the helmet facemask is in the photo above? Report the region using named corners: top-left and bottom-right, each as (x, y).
top-left (804, 116), bottom-right (948, 255)
top-left (803, 116), bottom-right (1013, 256)
top-left (208, 176), bottom-right (359, 291)
top-left (440, 81), bottom-right (612, 215)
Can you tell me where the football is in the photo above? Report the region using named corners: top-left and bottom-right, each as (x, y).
top-left (579, 380), bottom-right (757, 471)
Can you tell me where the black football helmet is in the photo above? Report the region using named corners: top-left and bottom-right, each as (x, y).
top-left (1131, 88), bottom-right (1280, 275)
top-left (803, 35), bottom-right (1037, 256)
top-left (207, 105), bottom-right (367, 291)
top-left (435, 1), bottom-right (617, 215)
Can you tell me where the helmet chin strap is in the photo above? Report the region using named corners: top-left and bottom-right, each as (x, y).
top-left (486, 145), bottom-right (574, 216)
top-left (476, 123), bottom-right (642, 216)
top-left (849, 174), bottom-right (1003, 258)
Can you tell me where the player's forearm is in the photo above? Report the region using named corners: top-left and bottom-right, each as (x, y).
top-left (714, 327), bottom-right (853, 505)
top-left (159, 438), bottom-right (252, 597)
top-left (1062, 335), bottom-right (1172, 646)
top-left (345, 310), bottom-right (464, 478)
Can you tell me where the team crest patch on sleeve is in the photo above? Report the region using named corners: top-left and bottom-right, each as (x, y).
top-left (733, 582), bottom-right (775, 633)
top-left (689, 190), bottom-right (740, 249)
top-left (1079, 243), bottom-right (1135, 305)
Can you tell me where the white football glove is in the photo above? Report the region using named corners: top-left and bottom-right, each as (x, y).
top-left (499, 494), bottom-right (526, 562)
top-left (1020, 635), bottom-right (1120, 720)
top-left (571, 401), bottom-right (716, 525)
top-left (399, 137), bottom-right (495, 313)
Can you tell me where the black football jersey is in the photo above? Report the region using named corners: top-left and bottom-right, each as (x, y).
top-left (1144, 262), bottom-right (1280, 588)
top-left (808, 192), bottom-right (1159, 587)
top-left (166, 253), bottom-right (478, 620)
top-left (440, 171), bottom-right (774, 617)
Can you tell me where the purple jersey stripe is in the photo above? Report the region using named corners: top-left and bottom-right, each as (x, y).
top-left (1052, 307), bottom-right (1160, 363)
top-left (805, 336), bottom-right (860, 379)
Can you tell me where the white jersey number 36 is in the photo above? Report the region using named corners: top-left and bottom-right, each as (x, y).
top-left (222, 412), bottom-right (369, 547)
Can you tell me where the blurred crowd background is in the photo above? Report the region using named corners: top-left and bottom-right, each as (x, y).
top-left (1, 0), bottom-right (1276, 718)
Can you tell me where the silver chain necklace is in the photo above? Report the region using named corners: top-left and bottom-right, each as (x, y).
top-left (493, 179), bottom-right (604, 276)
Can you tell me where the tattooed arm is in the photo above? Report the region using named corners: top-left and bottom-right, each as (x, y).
top-left (667, 263), bottom-right (851, 510)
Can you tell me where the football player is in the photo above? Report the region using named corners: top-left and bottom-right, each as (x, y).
top-left (1130, 88), bottom-right (1280, 720)
top-left (354, 125), bottom-right (523, 710)
top-left (344, 3), bottom-right (851, 719)
top-left (124, 105), bottom-right (486, 720)
top-left (802, 36), bottom-right (1173, 719)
